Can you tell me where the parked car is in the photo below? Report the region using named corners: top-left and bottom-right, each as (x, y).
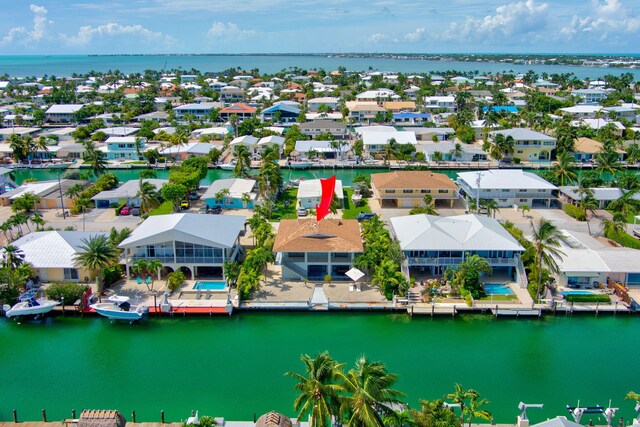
top-left (188, 191), bottom-right (200, 201)
top-left (180, 200), bottom-right (190, 210)
top-left (297, 207), bottom-right (308, 217)
top-left (356, 212), bottom-right (376, 222)
top-left (207, 206), bottom-right (222, 214)
top-left (131, 207), bottom-right (140, 216)
top-left (120, 206), bottom-right (131, 215)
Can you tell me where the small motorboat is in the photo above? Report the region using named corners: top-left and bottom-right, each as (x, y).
top-left (289, 177), bottom-right (305, 186)
top-left (288, 161), bottom-right (313, 169)
top-left (218, 162), bottom-right (236, 171)
top-left (3, 292), bottom-right (60, 319)
top-left (90, 295), bottom-right (148, 323)
top-left (45, 161), bottom-right (74, 169)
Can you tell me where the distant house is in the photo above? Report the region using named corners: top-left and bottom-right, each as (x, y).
top-left (417, 142), bottom-right (488, 162)
top-left (219, 103), bottom-right (257, 122)
top-left (260, 104), bottom-right (300, 123)
top-left (230, 135), bottom-right (259, 150)
top-left (299, 120), bottom-right (348, 139)
top-left (390, 214), bottom-right (525, 278)
top-left (297, 178), bottom-right (344, 209)
top-left (391, 112), bottom-right (431, 126)
top-left (347, 103), bottom-right (387, 123)
top-left (356, 89), bottom-right (399, 102)
top-left (273, 219), bottom-right (363, 281)
top-left (293, 140), bottom-right (349, 159)
top-left (45, 104), bottom-right (85, 123)
top-left (0, 127), bottom-right (41, 141)
top-left (572, 137), bottom-right (624, 162)
top-left (91, 179), bottom-right (167, 208)
top-left (10, 231), bottom-right (109, 282)
top-left (257, 135), bottom-right (285, 151)
top-left (356, 126), bottom-right (417, 154)
top-left (559, 105), bottom-right (602, 119)
top-left (558, 186), bottom-right (639, 209)
top-left (119, 213), bottom-right (246, 280)
top-left (571, 88), bottom-right (610, 104)
top-left (307, 97), bottom-right (339, 112)
top-left (135, 111), bottom-right (169, 123)
top-left (422, 96), bottom-right (456, 111)
top-left (407, 127), bottom-right (456, 142)
top-left (220, 86), bottom-right (245, 103)
top-left (202, 178), bottom-right (258, 209)
top-left (383, 101), bottom-right (417, 112)
top-left (0, 179), bottom-right (89, 209)
top-left (457, 169), bottom-right (557, 208)
top-left (173, 102), bottom-right (219, 121)
top-left (159, 142), bottom-right (217, 160)
top-left (101, 136), bottom-right (146, 160)
top-left (481, 106), bottom-right (518, 114)
top-left (489, 128), bottom-right (556, 161)
top-left (371, 171), bottom-right (459, 208)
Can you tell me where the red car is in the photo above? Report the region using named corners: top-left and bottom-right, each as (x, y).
top-left (120, 206), bottom-right (131, 215)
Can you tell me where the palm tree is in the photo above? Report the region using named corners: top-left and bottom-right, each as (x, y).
top-left (449, 143), bottom-right (464, 162)
top-left (601, 213), bottom-right (627, 238)
top-left (286, 352), bottom-right (342, 427)
top-left (483, 200), bottom-right (500, 218)
top-left (577, 195), bottom-right (598, 236)
top-left (83, 141), bottom-right (108, 177)
top-left (607, 189), bottom-right (640, 219)
top-left (596, 150), bottom-right (622, 178)
top-left (521, 205), bottom-right (531, 218)
top-left (489, 134), bottom-right (514, 161)
top-left (464, 395), bottom-right (491, 427)
top-left (445, 384), bottom-right (478, 427)
top-left (147, 259), bottom-right (163, 290)
top-left (0, 221), bottom-right (14, 242)
top-left (530, 219), bottom-right (565, 302)
top-left (73, 234), bottom-right (119, 290)
top-left (132, 259), bottom-right (149, 279)
top-left (232, 145), bottom-right (251, 178)
top-left (337, 355), bottom-right (405, 427)
top-left (66, 183), bottom-right (85, 200)
top-left (139, 169), bottom-right (157, 179)
top-left (2, 244), bottom-right (25, 269)
top-left (138, 180), bottom-right (161, 214)
top-left (31, 212), bottom-right (46, 231)
top-left (552, 151), bottom-right (577, 186)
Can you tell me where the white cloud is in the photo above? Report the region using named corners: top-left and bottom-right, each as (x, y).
top-left (560, 0), bottom-right (640, 42)
top-left (205, 21), bottom-right (257, 42)
top-left (441, 0), bottom-right (550, 43)
top-left (1, 4), bottom-right (52, 45)
top-left (367, 33), bottom-right (388, 43)
top-left (62, 23), bottom-right (176, 47)
top-left (404, 27), bottom-right (426, 42)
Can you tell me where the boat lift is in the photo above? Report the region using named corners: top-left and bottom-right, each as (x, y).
top-left (633, 215), bottom-right (640, 239)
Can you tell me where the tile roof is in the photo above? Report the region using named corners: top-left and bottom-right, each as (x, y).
top-left (273, 219), bottom-right (363, 253)
top-left (371, 171), bottom-right (458, 190)
top-left (219, 103), bottom-right (257, 114)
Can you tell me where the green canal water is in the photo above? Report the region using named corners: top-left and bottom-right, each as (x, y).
top-left (1, 313), bottom-right (639, 424)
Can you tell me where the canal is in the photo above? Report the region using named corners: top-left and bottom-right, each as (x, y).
top-left (1, 313), bottom-right (638, 424)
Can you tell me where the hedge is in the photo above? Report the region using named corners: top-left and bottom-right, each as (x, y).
top-left (564, 204), bottom-right (586, 221)
top-left (45, 282), bottom-right (89, 304)
top-left (605, 230), bottom-right (640, 250)
top-left (565, 294), bottom-right (611, 303)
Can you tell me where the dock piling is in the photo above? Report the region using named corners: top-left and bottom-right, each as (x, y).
top-left (13, 409), bottom-right (17, 423)
top-left (132, 410), bottom-right (136, 423)
top-left (72, 409), bottom-right (76, 419)
top-left (161, 410), bottom-right (165, 423)
top-left (42, 409), bottom-right (47, 422)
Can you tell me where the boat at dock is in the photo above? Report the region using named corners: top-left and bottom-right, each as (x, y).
top-left (2, 292), bottom-right (60, 319)
top-left (218, 162), bottom-right (236, 171)
top-left (288, 161), bottom-right (313, 169)
top-left (90, 295), bottom-right (148, 323)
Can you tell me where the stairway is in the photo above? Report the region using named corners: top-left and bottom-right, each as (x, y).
top-left (407, 289), bottom-right (422, 303)
top-left (282, 261), bottom-right (307, 280)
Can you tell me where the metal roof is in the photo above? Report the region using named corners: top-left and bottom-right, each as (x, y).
top-left (457, 169), bottom-right (557, 190)
top-left (119, 213), bottom-right (246, 249)
top-left (297, 179), bottom-right (344, 199)
top-left (91, 179), bottom-right (167, 201)
top-left (202, 178), bottom-right (257, 200)
top-left (489, 128), bottom-right (556, 141)
top-left (390, 214), bottom-right (524, 252)
top-left (11, 231), bottom-right (109, 269)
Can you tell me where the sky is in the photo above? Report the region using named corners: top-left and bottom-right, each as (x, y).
top-left (0, 0), bottom-right (639, 54)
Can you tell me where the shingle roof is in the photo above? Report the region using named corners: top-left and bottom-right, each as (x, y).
top-left (273, 219), bottom-right (363, 253)
top-left (390, 214), bottom-right (524, 252)
top-left (371, 171), bottom-right (458, 190)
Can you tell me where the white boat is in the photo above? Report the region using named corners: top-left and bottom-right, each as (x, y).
top-left (289, 161), bottom-right (313, 169)
top-left (218, 162), bottom-right (236, 171)
top-left (46, 161), bottom-right (74, 169)
top-left (3, 292), bottom-right (60, 319)
top-left (90, 295), bottom-right (148, 323)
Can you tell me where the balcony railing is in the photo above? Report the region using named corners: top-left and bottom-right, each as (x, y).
top-left (407, 257), bottom-right (517, 266)
top-left (130, 255), bottom-right (223, 264)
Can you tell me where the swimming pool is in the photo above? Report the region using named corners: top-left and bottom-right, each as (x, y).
top-left (484, 283), bottom-right (514, 295)
top-left (193, 281), bottom-right (227, 291)
top-left (563, 290), bottom-right (595, 296)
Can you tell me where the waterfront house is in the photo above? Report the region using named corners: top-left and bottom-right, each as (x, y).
top-left (551, 229), bottom-right (640, 288)
top-left (0, 127), bottom-right (41, 141)
top-left (559, 105), bottom-right (602, 119)
top-left (45, 104), bottom-right (85, 123)
top-left (572, 137), bottom-right (624, 162)
top-left (219, 103), bottom-right (257, 122)
top-left (307, 97), bottom-right (339, 112)
top-left (273, 218), bottom-right (363, 281)
top-left (417, 142), bottom-right (488, 163)
top-left (457, 169), bottom-right (557, 208)
top-left (10, 231), bottom-right (108, 282)
top-left (230, 135), bottom-right (259, 151)
top-left (422, 96), bottom-right (456, 111)
top-left (371, 171), bottom-right (459, 208)
top-left (257, 135), bottom-right (285, 152)
top-left (356, 126), bottom-right (417, 154)
top-left (383, 101), bottom-right (417, 112)
top-left (202, 178), bottom-right (258, 209)
top-left (119, 213), bottom-right (246, 280)
top-left (299, 120), bottom-right (348, 139)
top-left (407, 127), bottom-right (456, 141)
top-left (571, 88), bottom-right (610, 104)
top-left (0, 179), bottom-right (89, 209)
top-left (159, 142), bottom-right (217, 160)
top-left (356, 89), bottom-right (399, 102)
top-left (174, 102), bottom-right (219, 121)
top-left (294, 140), bottom-right (349, 159)
top-left (347, 103), bottom-right (387, 123)
top-left (260, 104), bottom-right (300, 123)
top-left (91, 179), bottom-right (167, 208)
top-left (558, 186), bottom-right (639, 209)
top-left (297, 178), bottom-right (344, 209)
top-left (101, 136), bottom-right (146, 160)
top-left (390, 214), bottom-right (525, 278)
top-left (40, 127), bottom-right (76, 142)
top-left (488, 128), bottom-right (556, 161)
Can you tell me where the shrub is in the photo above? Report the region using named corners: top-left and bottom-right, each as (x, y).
top-left (198, 416), bottom-right (217, 427)
top-left (102, 266), bottom-right (123, 288)
top-left (513, 157), bottom-right (521, 164)
top-left (167, 271), bottom-right (185, 292)
top-left (114, 202), bottom-right (127, 216)
top-left (0, 283), bottom-right (20, 304)
top-left (45, 282), bottom-right (89, 304)
top-left (564, 204), bottom-right (586, 221)
top-left (605, 230), bottom-right (640, 249)
top-left (565, 294), bottom-right (611, 303)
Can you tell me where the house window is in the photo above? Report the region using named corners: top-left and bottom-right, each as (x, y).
top-left (64, 268), bottom-right (79, 280)
top-left (403, 189), bottom-right (412, 194)
top-left (517, 150), bottom-right (523, 154)
top-left (385, 189), bottom-right (395, 194)
top-left (438, 189), bottom-right (448, 194)
top-left (421, 189), bottom-right (430, 193)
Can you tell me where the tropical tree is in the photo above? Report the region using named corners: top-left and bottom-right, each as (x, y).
top-left (483, 200), bottom-right (500, 218)
top-left (607, 189), bottom-right (640, 219)
top-left (2, 244), bottom-right (25, 269)
top-left (285, 352), bottom-right (343, 427)
top-left (489, 134), bottom-right (515, 161)
top-left (232, 145), bottom-right (251, 178)
top-left (577, 194), bottom-right (598, 236)
top-left (138, 179), bottom-right (161, 214)
top-left (73, 234), bottom-right (119, 290)
top-left (552, 151), bottom-right (577, 186)
top-left (146, 259), bottom-right (163, 290)
top-left (139, 169), bottom-right (157, 179)
top-left (410, 399), bottom-right (459, 427)
top-left (449, 143), bottom-right (464, 161)
top-left (83, 141), bottom-right (108, 177)
top-left (601, 212), bottom-right (627, 239)
top-left (337, 355), bottom-right (405, 427)
top-left (520, 205), bottom-right (531, 218)
top-left (445, 384), bottom-right (478, 427)
top-left (530, 219), bottom-right (565, 302)
top-left (596, 150), bottom-right (622, 178)
top-left (464, 395), bottom-right (491, 427)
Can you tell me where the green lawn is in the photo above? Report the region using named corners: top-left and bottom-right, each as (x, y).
top-left (341, 188), bottom-right (371, 219)
top-left (148, 200), bottom-right (174, 216)
top-left (271, 188), bottom-right (298, 221)
top-left (478, 294), bottom-right (519, 302)
top-left (606, 210), bottom-right (637, 224)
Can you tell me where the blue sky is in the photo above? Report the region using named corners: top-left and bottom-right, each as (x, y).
top-left (1, 0), bottom-right (639, 54)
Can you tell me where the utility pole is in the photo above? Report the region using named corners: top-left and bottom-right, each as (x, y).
top-left (476, 171), bottom-right (482, 214)
top-left (57, 171), bottom-right (65, 219)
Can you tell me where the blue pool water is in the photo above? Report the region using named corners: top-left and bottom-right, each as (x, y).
top-left (484, 283), bottom-right (515, 295)
top-left (563, 290), bottom-right (595, 296)
top-left (193, 281), bottom-right (227, 291)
